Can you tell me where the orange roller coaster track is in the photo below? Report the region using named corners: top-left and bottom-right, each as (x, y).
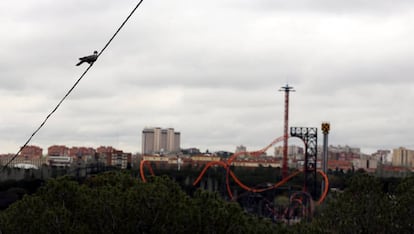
top-left (192, 162), bottom-right (328, 205)
top-left (140, 160), bottom-right (154, 183)
top-left (140, 136), bottom-right (329, 205)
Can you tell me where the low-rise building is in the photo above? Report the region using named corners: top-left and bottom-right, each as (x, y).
top-left (69, 146), bottom-right (96, 158)
top-left (371, 150), bottom-right (392, 163)
top-left (325, 145), bottom-right (361, 161)
top-left (327, 160), bottom-right (353, 171)
top-left (353, 158), bottom-right (378, 171)
top-left (192, 155), bottom-right (221, 162)
top-left (20, 145), bottom-right (43, 159)
top-left (110, 150), bottom-right (131, 169)
top-left (48, 145), bottom-right (69, 156)
top-left (181, 148), bottom-right (201, 156)
top-left (96, 146), bottom-right (131, 169)
top-left (232, 159), bottom-right (281, 168)
top-left (48, 156), bottom-right (73, 167)
top-left (274, 145), bottom-right (304, 160)
top-left (0, 154), bottom-right (46, 168)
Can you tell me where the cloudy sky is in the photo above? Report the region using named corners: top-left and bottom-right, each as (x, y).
top-left (1, 0), bottom-right (414, 155)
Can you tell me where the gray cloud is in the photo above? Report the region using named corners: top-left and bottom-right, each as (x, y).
top-left (234, 0), bottom-right (414, 16)
top-left (1, 0), bottom-right (414, 154)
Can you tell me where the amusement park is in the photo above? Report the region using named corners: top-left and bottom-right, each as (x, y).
top-left (139, 84), bottom-right (332, 223)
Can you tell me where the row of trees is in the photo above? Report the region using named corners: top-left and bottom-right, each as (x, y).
top-left (0, 172), bottom-right (287, 233)
top-left (0, 169), bottom-right (413, 233)
top-left (306, 173), bottom-right (414, 233)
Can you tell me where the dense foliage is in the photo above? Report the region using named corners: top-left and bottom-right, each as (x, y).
top-left (0, 169), bottom-right (413, 233)
top-left (0, 172), bottom-right (286, 234)
top-left (302, 173), bottom-right (414, 234)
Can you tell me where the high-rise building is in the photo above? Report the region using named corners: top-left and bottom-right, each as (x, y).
top-left (142, 127), bottom-right (181, 155)
top-left (392, 147), bottom-right (414, 167)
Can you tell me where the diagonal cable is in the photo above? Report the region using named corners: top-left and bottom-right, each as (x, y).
top-left (2, 0), bottom-right (144, 170)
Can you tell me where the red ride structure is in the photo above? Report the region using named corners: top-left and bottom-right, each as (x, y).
top-left (279, 84), bottom-right (295, 179)
top-left (140, 136), bottom-right (329, 206)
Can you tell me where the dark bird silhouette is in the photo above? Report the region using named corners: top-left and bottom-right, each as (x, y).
top-left (76, 51), bottom-right (98, 66)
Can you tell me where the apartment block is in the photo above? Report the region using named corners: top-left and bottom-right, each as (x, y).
top-left (110, 150), bottom-right (132, 169)
top-left (142, 127), bottom-right (180, 155)
top-left (392, 147), bottom-right (414, 167)
top-left (19, 145), bottom-right (43, 159)
top-left (48, 145), bottom-right (69, 156)
top-left (96, 146), bottom-right (131, 169)
top-left (69, 146), bottom-right (96, 158)
top-left (96, 146), bottom-right (115, 165)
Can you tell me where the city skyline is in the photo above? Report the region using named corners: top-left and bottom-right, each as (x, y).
top-left (0, 140), bottom-right (404, 158)
top-left (2, 1), bottom-right (414, 155)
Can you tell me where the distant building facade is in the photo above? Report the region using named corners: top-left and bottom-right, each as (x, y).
top-left (96, 146), bottom-right (131, 169)
top-left (142, 127), bottom-right (180, 155)
top-left (235, 145), bottom-right (247, 153)
top-left (315, 145), bottom-right (362, 162)
top-left (19, 145), bottom-right (43, 159)
top-left (392, 147), bottom-right (414, 167)
top-left (371, 150), bottom-right (391, 163)
top-left (274, 145), bottom-right (304, 159)
top-left (2, 144), bottom-right (133, 170)
top-left (235, 145), bottom-right (248, 158)
top-left (327, 160), bottom-right (353, 171)
top-left (0, 152), bottom-right (46, 168)
top-left (181, 147), bottom-right (201, 156)
top-left (48, 145), bottom-right (69, 156)
top-left (48, 156), bottom-right (73, 167)
top-left (326, 145), bottom-right (361, 161)
top-left (110, 150), bottom-right (132, 169)
top-left (69, 146), bottom-right (96, 158)
top-left (353, 158), bottom-right (378, 171)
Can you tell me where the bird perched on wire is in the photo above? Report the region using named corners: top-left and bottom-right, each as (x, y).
top-left (76, 51), bottom-right (98, 66)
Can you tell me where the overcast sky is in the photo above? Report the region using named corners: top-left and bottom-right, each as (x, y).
top-left (1, 0), bottom-right (414, 155)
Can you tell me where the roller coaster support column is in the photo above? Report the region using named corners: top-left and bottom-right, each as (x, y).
top-left (321, 122), bottom-right (330, 193)
top-left (290, 127), bottom-right (317, 197)
top-left (279, 84), bottom-right (295, 179)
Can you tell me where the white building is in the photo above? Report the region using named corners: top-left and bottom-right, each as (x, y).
top-left (48, 156), bottom-right (73, 167)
